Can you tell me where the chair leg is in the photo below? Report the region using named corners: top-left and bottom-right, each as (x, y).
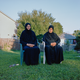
top-left (38, 43), bottom-right (41, 64)
top-left (43, 41), bottom-right (46, 64)
top-left (43, 51), bottom-right (46, 64)
top-left (20, 50), bottom-right (23, 65)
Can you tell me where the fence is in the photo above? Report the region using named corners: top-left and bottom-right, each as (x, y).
top-left (0, 38), bottom-right (20, 50)
top-left (62, 44), bottom-right (76, 51)
top-left (0, 38), bottom-right (76, 51)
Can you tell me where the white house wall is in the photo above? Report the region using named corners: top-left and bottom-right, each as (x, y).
top-left (0, 12), bottom-right (17, 38)
top-left (60, 39), bottom-right (65, 46)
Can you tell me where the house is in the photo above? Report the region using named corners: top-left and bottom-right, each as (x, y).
top-left (0, 11), bottom-right (18, 39)
top-left (59, 33), bottom-right (76, 46)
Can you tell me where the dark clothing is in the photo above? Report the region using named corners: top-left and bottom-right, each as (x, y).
top-left (24, 46), bottom-right (40, 65)
top-left (43, 32), bottom-right (64, 64)
top-left (20, 29), bottom-right (40, 65)
top-left (43, 32), bottom-right (60, 45)
top-left (48, 25), bottom-right (54, 30)
top-left (20, 29), bottom-right (37, 48)
top-left (45, 45), bottom-right (63, 64)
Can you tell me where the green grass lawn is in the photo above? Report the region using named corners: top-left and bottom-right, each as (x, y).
top-left (0, 50), bottom-right (80, 80)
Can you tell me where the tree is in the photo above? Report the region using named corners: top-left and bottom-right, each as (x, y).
top-left (75, 32), bottom-right (80, 50)
top-left (53, 22), bottom-right (63, 35)
top-left (17, 10), bottom-right (63, 42)
top-left (73, 30), bottom-right (80, 36)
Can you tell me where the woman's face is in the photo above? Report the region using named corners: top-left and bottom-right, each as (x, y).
top-left (26, 25), bottom-right (31, 30)
top-left (49, 28), bottom-right (53, 33)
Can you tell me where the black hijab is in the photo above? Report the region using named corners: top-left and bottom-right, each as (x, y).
top-left (48, 25), bottom-right (54, 30)
top-left (20, 23), bottom-right (37, 47)
top-left (25, 23), bottom-right (31, 34)
top-left (43, 25), bottom-right (60, 45)
top-left (48, 25), bottom-right (57, 40)
top-left (24, 23), bottom-right (33, 40)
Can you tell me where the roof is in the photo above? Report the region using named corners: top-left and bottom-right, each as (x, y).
top-left (0, 11), bottom-right (16, 22)
top-left (59, 33), bottom-right (76, 39)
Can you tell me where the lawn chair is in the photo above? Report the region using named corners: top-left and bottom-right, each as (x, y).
top-left (43, 41), bottom-right (46, 64)
top-left (20, 43), bottom-right (41, 65)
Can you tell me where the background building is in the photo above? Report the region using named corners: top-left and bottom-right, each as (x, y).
top-left (0, 11), bottom-right (17, 39)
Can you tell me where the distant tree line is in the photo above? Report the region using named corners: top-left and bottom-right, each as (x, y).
top-left (17, 10), bottom-right (63, 42)
top-left (73, 30), bottom-right (80, 50)
top-left (73, 30), bottom-right (80, 37)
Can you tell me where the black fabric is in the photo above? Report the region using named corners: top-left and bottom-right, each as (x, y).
top-left (20, 30), bottom-right (37, 48)
top-left (43, 31), bottom-right (64, 64)
top-left (43, 32), bottom-right (60, 45)
top-left (45, 45), bottom-right (63, 64)
top-left (25, 23), bottom-right (31, 33)
top-left (20, 23), bottom-right (40, 65)
top-left (48, 25), bottom-right (54, 30)
top-left (24, 46), bottom-right (40, 65)
top-left (25, 23), bottom-right (31, 29)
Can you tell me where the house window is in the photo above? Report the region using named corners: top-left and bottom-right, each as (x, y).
top-left (69, 40), bottom-right (74, 44)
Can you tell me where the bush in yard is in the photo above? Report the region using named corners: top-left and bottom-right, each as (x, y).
top-left (64, 39), bottom-right (70, 51)
top-left (36, 34), bottom-right (43, 43)
top-left (75, 32), bottom-right (80, 50)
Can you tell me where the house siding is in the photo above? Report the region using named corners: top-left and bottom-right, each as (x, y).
top-left (0, 12), bottom-right (17, 38)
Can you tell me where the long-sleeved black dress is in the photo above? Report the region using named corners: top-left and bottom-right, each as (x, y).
top-left (20, 29), bottom-right (40, 65)
top-left (43, 32), bottom-right (64, 64)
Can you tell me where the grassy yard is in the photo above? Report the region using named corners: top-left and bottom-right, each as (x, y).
top-left (0, 50), bottom-right (80, 80)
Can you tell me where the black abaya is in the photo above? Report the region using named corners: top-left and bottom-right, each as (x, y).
top-left (20, 27), bottom-right (40, 65)
top-left (43, 32), bottom-right (64, 64)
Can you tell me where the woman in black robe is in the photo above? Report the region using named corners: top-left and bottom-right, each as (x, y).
top-left (43, 25), bottom-right (64, 65)
top-left (20, 23), bottom-right (40, 65)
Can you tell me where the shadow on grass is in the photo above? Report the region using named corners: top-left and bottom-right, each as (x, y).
top-left (0, 49), bottom-right (20, 54)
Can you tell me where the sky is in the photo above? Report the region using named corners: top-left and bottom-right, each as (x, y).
top-left (0, 0), bottom-right (80, 34)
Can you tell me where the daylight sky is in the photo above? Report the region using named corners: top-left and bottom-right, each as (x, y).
top-left (0, 0), bottom-right (80, 34)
